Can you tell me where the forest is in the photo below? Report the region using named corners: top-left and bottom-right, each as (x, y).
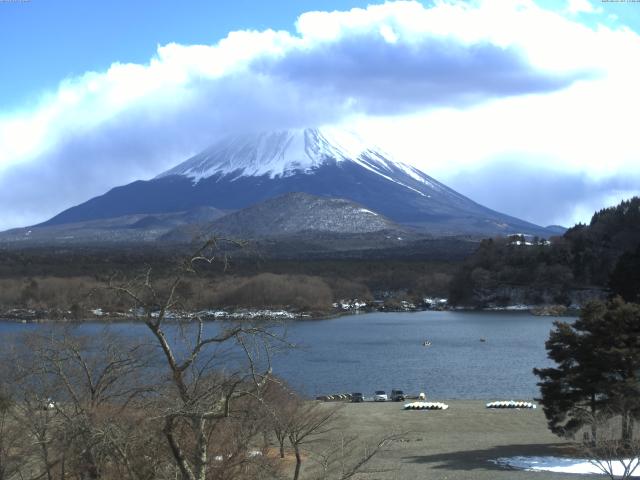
top-left (448, 197), bottom-right (640, 307)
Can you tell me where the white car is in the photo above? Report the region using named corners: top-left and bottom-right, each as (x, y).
top-left (374, 390), bottom-right (388, 402)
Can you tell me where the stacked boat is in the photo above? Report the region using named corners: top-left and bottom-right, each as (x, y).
top-left (404, 402), bottom-right (449, 410)
top-left (316, 393), bottom-right (352, 401)
top-left (486, 400), bottom-right (536, 409)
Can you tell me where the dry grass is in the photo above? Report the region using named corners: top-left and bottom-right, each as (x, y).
top-left (302, 401), bottom-right (578, 480)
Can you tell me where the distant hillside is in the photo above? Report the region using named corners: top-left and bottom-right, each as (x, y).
top-left (0, 207), bottom-right (227, 246)
top-left (448, 197), bottom-right (640, 307)
top-left (163, 192), bottom-right (400, 241)
top-left (544, 225), bottom-right (567, 235)
top-left (157, 192), bottom-right (449, 259)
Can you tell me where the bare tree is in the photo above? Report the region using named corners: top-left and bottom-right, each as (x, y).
top-left (0, 389), bottom-right (26, 480)
top-left (2, 340), bottom-right (65, 480)
top-left (4, 328), bottom-right (158, 480)
top-left (307, 433), bottom-right (398, 480)
top-left (108, 239), bottom-right (285, 480)
top-left (0, 239), bottom-right (397, 480)
top-left (261, 379), bottom-right (397, 480)
top-left (261, 378), bottom-right (298, 459)
top-left (581, 409), bottom-right (640, 480)
top-left (0, 239), bottom-right (288, 480)
top-left (286, 401), bottom-right (340, 480)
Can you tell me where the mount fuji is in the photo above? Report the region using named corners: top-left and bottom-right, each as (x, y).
top-left (35, 127), bottom-right (552, 238)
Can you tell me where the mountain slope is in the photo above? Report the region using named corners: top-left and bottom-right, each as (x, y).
top-left (162, 192), bottom-right (399, 241)
top-left (1, 207), bottom-right (227, 245)
top-left (159, 193), bottom-right (469, 260)
top-left (39, 127), bottom-right (551, 237)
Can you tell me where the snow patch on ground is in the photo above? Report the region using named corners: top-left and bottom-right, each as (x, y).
top-left (358, 208), bottom-right (378, 215)
top-left (491, 456), bottom-right (640, 476)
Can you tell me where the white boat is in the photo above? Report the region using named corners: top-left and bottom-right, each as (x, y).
top-left (486, 400), bottom-right (536, 409)
top-left (404, 401), bottom-right (448, 410)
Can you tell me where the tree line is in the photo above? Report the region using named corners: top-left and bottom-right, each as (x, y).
top-left (449, 197), bottom-right (640, 307)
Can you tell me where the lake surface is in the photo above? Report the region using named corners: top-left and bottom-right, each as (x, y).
top-left (0, 311), bottom-right (564, 400)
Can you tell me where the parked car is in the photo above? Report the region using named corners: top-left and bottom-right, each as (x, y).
top-left (391, 389), bottom-right (406, 402)
top-left (373, 390), bottom-right (388, 402)
top-left (351, 392), bottom-right (364, 403)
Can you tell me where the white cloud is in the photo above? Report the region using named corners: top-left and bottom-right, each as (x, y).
top-left (350, 1), bottom-right (640, 225)
top-left (355, 66), bottom-right (640, 224)
top-left (0, 0), bottom-right (637, 229)
top-left (566, 0), bottom-right (602, 15)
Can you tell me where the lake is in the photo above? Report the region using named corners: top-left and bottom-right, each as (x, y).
top-left (0, 310), bottom-right (564, 400)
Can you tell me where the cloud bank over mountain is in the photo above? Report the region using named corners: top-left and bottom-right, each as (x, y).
top-left (0, 0), bottom-right (636, 229)
top-left (445, 160), bottom-right (640, 227)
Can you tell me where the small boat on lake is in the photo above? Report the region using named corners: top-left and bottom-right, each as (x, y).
top-left (423, 340), bottom-right (432, 347)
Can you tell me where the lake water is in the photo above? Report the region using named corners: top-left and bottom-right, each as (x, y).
top-left (0, 311), bottom-right (564, 400)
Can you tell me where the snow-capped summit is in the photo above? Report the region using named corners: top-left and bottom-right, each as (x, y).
top-left (39, 126), bottom-right (554, 238)
top-left (157, 127), bottom-right (435, 192)
top-left (157, 128), bottom-right (373, 180)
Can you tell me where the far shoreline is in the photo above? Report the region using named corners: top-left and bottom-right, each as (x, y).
top-left (0, 303), bottom-right (579, 324)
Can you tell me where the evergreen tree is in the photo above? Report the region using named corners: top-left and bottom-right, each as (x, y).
top-left (534, 302), bottom-right (608, 439)
top-left (595, 298), bottom-right (640, 442)
top-left (609, 245), bottom-right (640, 303)
top-left (534, 298), bottom-right (640, 442)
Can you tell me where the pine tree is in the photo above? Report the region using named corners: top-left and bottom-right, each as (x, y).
top-left (534, 298), bottom-right (640, 442)
top-left (594, 298), bottom-right (640, 442)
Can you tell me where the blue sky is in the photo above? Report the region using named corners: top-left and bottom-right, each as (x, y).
top-left (0, 0), bottom-right (375, 110)
top-left (1, 0), bottom-right (639, 230)
top-left (3, 0), bottom-right (639, 111)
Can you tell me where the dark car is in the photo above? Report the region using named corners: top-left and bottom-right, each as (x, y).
top-left (391, 389), bottom-right (406, 401)
top-left (351, 392), bottom-right (364, 403)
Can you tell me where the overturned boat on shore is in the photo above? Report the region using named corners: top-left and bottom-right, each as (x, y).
top-left (404, 401), bottom-right (448, 410)
top-left (486, 400), bottom-right (536, 409)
